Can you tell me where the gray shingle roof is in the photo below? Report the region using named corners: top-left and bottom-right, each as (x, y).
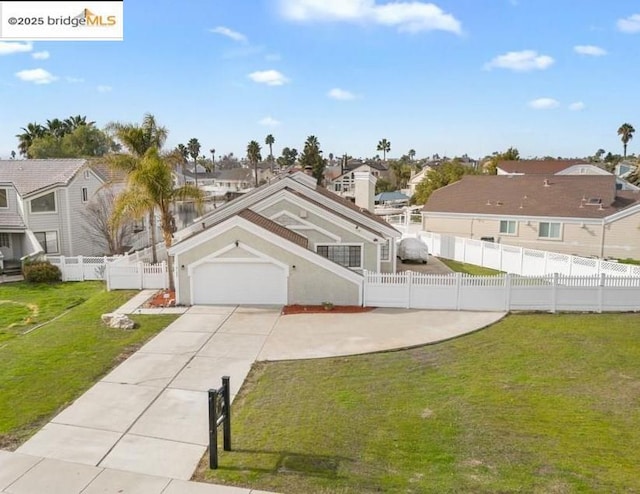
top-left (238, 209), bottom-right (309, 248)
top-left (0, 159), bottom-right (88, 196)
top-left (0, 211), bottom-right (26, 230)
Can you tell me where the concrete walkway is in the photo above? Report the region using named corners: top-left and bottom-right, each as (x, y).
top-left (2, 296), bottom-right (505, 493)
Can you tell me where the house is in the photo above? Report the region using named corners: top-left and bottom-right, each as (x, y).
top-left (497, 159), bottom-right (639, 191)
top-left (328, 162), bottom-right (390, 200)
top-left (0, 159), bottom-right (109, 270)
top-left (168, 170), bottom-right (401, 306)
top-left (421, 174), bottom-right (640, 259)
top-left (406, 165), bottom-right (433, 197)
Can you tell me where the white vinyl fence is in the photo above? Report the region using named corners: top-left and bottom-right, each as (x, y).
top-left (364, 271), bottom-right (640, 313)
top-left (47, 256), bottom-right (118, 281)
top-left (417, 232), bottom-right (640, 277)
top-left (105, 261), bottom-right (169, 290)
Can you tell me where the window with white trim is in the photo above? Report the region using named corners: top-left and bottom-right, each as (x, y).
top-left (30, 191), bottom-right (56, 213)
top-left (0, 189), bottom-right (7, 208)
top-left (316, 244), bottom-right (362, 268)
top-left (380, 239), bottom-right (390, 261)
top-left (81, 187), bottom-right (88, 203)
top-left (0, 233), bottom-right (10, 248)
top-left (539, 222), bottom-right (561, 239)
top-left (499, 220), bottom-right (516, 235)
top-left (34, 231), bottom-right (59, 254)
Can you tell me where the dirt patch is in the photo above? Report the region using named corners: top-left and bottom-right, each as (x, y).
top-left (281, 305), bottom-right (375, 315)
top-left (143, 290), bottom-right (176, 308)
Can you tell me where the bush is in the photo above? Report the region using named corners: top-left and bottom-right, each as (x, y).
top-left (23, 261), bottom-right (62, 283)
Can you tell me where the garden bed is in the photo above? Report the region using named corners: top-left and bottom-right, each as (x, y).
top-left (281, 304), bottom-right (374, 315)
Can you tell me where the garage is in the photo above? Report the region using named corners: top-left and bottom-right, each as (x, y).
top-left (190, 261), bottom-right (288, 305)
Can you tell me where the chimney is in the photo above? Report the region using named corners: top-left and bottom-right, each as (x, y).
top-left (354, 171), bottom-right (377, 212)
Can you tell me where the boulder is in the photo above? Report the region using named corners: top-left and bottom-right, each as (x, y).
top-left (102, 313), bottom-right (136, 330)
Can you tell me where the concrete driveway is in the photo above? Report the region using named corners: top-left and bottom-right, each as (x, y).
top-left (4, 303), bottom-right (505, 494)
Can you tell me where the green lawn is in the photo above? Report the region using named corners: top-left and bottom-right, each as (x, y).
top-left (0, 281), bottom-right (177, 448)
top-left (439, 258), bottom-right (502, 276)
top-left (195, 313), bottom-right (640, 494)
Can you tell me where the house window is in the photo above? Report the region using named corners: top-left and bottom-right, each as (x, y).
top-left (539, 222), bottom-right (561, 239)
top-left (81, 187), bottom-right (88, 203)
top-left (30, 191), bottom-right (56, 213)
top-left (0, 189), bottom-right (7, 208)
top-left (0, 233), bottom-right (9, 248)
top-left (499, 220), bottom-right (517, 235)
top-left (380, 239), bottom-right (390, 261)
top-left (34, 231), bottom-right (59, 254)
top-left (317, 244), bottom-right (362, 268)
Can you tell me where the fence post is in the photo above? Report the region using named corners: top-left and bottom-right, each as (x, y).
top-left (222, 376), bottom-right (231, 451)
top-left (162, 261), bottom-right (169, 289)
top-left (60, 256), bottom-right (67, 282)
top-left (569, 256), bottom-right (574, 277)
top-left (138, 261), bottom-right (144, 290)
top-left (78, 255), bottom-right (84, 281)
top-left (362, 270), bottom-right (367, 307)
top-left (598, 273), bottom-right (605, 313)
top-left (504, 273), bottom-right (511, 311)
top-left (406, 271), bottom-right (413, 309)
top-left (105, 262), bottom-right (111, 291)
top-left (208, 388), bottom-right (219, 469)
top-left (551, 272), bottom-right (558, 313)
top-left (455, 272), bottom-right (462, 310)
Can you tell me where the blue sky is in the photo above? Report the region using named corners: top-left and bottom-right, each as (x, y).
top-left (1, 0), bottom-right (640, 161)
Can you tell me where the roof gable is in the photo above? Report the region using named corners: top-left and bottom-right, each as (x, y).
top-left (0, 159), bottom-right (90, 196)
top-left (237, 209), bottom-right (308, 248)
top-left (497, 159), bottom-right (588, 175)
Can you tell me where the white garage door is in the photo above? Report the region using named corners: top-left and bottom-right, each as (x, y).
top-left (191, 261), bottom-right (287, 305)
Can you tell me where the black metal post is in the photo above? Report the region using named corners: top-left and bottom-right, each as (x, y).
top-left (208, 388), bottom-right (218, 469)
top-left (222, 376), bottom-right (231, 451)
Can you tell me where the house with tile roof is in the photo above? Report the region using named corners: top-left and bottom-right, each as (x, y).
top-left (168, 170), bottom-right (400, 306)
top-left (421, 174), bottom-right (640, 259)
top-left (0, 159), bottom-right (110, 271)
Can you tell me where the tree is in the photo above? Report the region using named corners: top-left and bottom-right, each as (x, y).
top-left (247, 140), bottom-right (262, 187)
top-left (390, 160), bottom-right (412, 189)
top-left (111, 147), bottom-right (203, 289)
top-left (299, 135), bottom-right (326, 185)
top-left (106, 113), bottom-right (168, 262)
top-left (408, 149), bottom-right (416, 161)
top-left (377, 138), bottom-right (391, 162)
top-left (16, 122), bottom-right (45, 157)
top-left (413, 160), bottom-right (478, 204)
top-left (617, 123), bottom-right (635, 158)
top-left (265, 134), bottom-right (275, 163)
top-left (484, 147), bottom-right (520, 175)
top-left (375, 178), bottom-right (394, 194)
top-left (209, 148), bottom-right (215, 170)
top-left (593, 148), bottom-right (606, 162)
top-left (27, 125), bottom-right (115, 158)
top-left (187, 138), bottom-right (201, 188)
top-left (277, 147), bottom-right (298, 169)
top-left (81, 186), bottom-right (133, 255)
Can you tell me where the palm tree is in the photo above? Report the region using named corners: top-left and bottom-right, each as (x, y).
top-left (265, 134), bottom-right (275, 163)
top-left (377, 138), bottom-right (391, 162)
top-left (247, 140), bottom-right (262, 187)
top-left (45, 118), bottom-right (67, 139)
top-left (106, 113), bottom-right (169, 262)
top-left (408, 149), bottom-right (416, 161)
top-left (63, 115), bottom-right (94, 133)
top-left (187, 138), bottom-right (201, 188)
top-left (111, 147), bottom-right (203, 290)
top-left (16, 122), bottom-right (45, 157)
top-left (209, 148), bottom-right (215, 170)
top-left (617, 123), bottom-right (635, 158)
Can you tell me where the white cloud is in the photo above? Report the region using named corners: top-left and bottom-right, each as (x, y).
top-left (528, 98), bottom-right (560, 110)
top-left (97, 85), bottom-right (112, 92)
top-left (279, 0), bottom-right (462, 35)
top-left (15, 68), bottom-right (57, 84)
top-left (617, 14), bottom-right (640, 33)
top-left (210, 26), bottom-right (248, 43)
top-left (248, 69), bottom-right (290, 86)
top-left (0, 41), bottom-right (32, 55)
top-left (574, 45), bottom-right (606, 56)
top-left (484, 50), bottom-right (554, 71)
top-left (31, 50), bottom-right (50, 60)
top-left (66, 76), bottom-right (84, 83)
top-left (569, 101), bottom-right (586, 111)
top-left (259, 116), bottom-right (281, 127)
top-left (328, 87), bottom-right (357, 100)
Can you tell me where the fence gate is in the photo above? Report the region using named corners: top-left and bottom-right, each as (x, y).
top-left (208, 376), bottom-right (231, 469)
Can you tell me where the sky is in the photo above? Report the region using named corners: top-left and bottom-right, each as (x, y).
top-left (1, 0), bottom-right (640, 161)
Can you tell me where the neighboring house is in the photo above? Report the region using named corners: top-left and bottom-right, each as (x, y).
top-left (421, 174), bottom-right (640, 259)
top-left (168, 170), bottom-right (401, 306)
top-left (615, 161), bottom-right (638, 180)
top-left (406, 166), bottom-right (433, 197)
top-left (328, 163), bottom-right (389, 200)
top-left (0, 159), bottom-right (108, 268)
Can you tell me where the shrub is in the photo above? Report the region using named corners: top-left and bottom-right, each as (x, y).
top-left (23, 261), bottom-right (62, 283)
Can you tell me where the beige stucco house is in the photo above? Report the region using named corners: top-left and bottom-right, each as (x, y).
top-left (168, 171), bottom-right (400, 306)
top-left (422, 174), bottom-right (640, 259)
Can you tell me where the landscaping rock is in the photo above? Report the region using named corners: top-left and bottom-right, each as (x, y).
top-left (102, 313), bottom-right (136, 330)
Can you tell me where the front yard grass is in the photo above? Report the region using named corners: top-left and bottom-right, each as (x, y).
top-left (439, 258), bottom-right (502, 276)
top-left (195, 313), bottom-right (640, 494)
top-left (0, 281), bottom-right (177, 448)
